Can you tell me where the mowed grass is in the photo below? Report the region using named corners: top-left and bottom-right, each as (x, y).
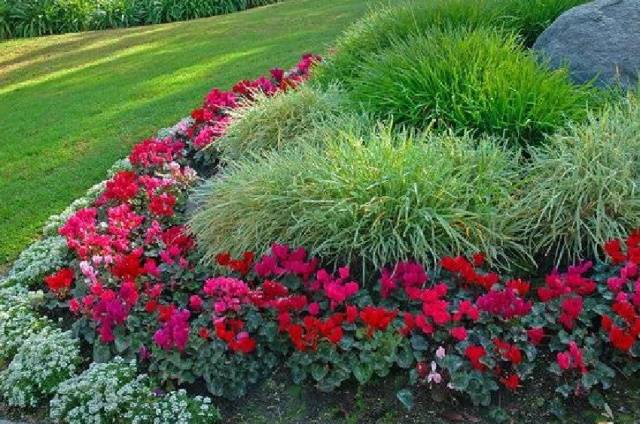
top-left (0, 0), bottom-right (373, 265)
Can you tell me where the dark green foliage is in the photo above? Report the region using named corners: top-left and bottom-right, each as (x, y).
top-left (347, 28), bottom-right (594, 146)
top-left (314, 0), bottom-right (589, 85)
top-left (0, 0), bottom-right (279, 39)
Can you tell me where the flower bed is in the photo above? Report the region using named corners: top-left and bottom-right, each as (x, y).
top-left (2, 50), bottom-right (640, 421)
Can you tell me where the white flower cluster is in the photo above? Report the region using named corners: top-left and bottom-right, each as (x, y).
top-left (0, 286), bottom-right (48, 363)
top-left (51, 357), bottom-right (150, 424)
top-left (42, 158), bottom-right (131, 236)
top-left (50, 358), bottom-right (220, 424)
top-left (150, 389), bottom-right (220, 424)
top-left (1, 236), bottom-right (68, 288)
top-left (0, 326), bottom-right (80, 407)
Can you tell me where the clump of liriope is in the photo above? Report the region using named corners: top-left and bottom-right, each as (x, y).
top-left (346, 27), bottom-right (594, 147)
top-left (50, 358), bottom-right (221, 424)
top-left (0, 286), bottom-right (48, 364)
top-left (190, 126), bottom-right (524, 270)
top-left (0, 326), bottom-right (81, 407)
top-left (1, 235), bottom-right (69, 289)
top-left (314, 0), bottom-right (588, 85)
top-left (512, 92), bottom-right (640, 264)
top-left (217, 83), bottom-right (346, 161)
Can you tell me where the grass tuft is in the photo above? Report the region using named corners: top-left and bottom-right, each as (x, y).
top-left (217, 83), bottom-right (346, 161)
top-left (345, 27), bottom-right (594, 147)
top-left (189, 125), bottom-right (524, 271)
top-left (512, 91), bottom-right (640, 264)
top-left (314, 0), bottom-right (589, 86)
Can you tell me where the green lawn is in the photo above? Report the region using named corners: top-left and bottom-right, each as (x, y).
top-left (0, 0), bottom-right (372, 266)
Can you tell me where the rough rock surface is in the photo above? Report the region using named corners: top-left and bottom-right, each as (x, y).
top-left (533, 0), bottom-right (640, 89)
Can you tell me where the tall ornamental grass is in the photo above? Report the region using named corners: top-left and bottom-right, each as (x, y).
top-left (314, 0), bottom-right (588, 85)
top-left (512, 92), bottom-right (640, 264)
top-left (218, 83), bottom-right (346, 161)
top-left (189, 126), bottom-right (524, 270)
top-left (346, 28), bottom-right (593, 147)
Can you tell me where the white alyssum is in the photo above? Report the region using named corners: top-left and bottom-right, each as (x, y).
top-left (50, 357), bottom-right (149, 424)
top-left (1, 236), bottom-right (69, 288)
top-left (0, 286), bottom-right (49, 363)
top-left (150, 389), bottom-right (220, 424)
top-left (0, 326), bottom-right (80, 407)
top-left (51, 358), bottom-right (221, 423)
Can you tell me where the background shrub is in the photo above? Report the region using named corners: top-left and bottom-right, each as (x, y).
top-left (314, 0), bottom-right (589, 85)
top-left (512, 92), bottom-right (640, 264)
top-left (346, 28), bottom-right (593, 147)
top-left (218, 83), bottom-right (346, 161)
top-left (189, 127), bottom-right (523, 270)
top-left (0, 0), bottom-right (279, 39)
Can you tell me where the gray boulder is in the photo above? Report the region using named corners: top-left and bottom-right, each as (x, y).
top-left (533, 0), bottom-right (640, 89)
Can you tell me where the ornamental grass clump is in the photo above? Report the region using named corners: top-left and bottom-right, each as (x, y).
top-left (189, 127), bottom-right (523, 270)
top-left (217, 83), bottom-right (346, 161)
top-left (512, 92), bottom-right (640, 264)
top-left (347, 27), bottom-right (593, 147)
top-left (314, 0), bottom-right (588, 85)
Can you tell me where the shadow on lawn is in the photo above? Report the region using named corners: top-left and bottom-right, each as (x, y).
top-left (0, 0), bottom-right (374, 265)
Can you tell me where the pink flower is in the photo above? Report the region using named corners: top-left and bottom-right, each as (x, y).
top-left (436, 346), bottom-right (446, 359)
top-left (308, 302), bottom-right (320, 316)
top-left (557, 352), bottom-right (571, 370)
top-left (427, 361), bottom-right (442, 384)
top-left (189, 295), bottom-right (203, 311)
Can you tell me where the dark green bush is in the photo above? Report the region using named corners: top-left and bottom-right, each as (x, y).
top-left (0, 0), bottom-right (279, 39)
top-left (314, 0), bottom-right (588, 86)
top-left (347, 28), bottom-right (593, 146)
top-left (189, 126), bottom-right (524, 270)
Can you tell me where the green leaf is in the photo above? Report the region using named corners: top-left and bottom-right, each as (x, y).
top-left (311, 363), bottom-right (328, 382)
top-left (581, 372), bottom-right (598, 389)
top-left (555, 384), bottom-right (572, 398)
top-left (396, 389), bottom-right (414, 411)
top-left (353, 363), bottom-right (371, 384)
top-left (93, 342), bottom-right (112, 363)
top-left (410, 334), bottom-right (428, 351)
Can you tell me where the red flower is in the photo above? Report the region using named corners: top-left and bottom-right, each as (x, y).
top-left (149, 192), bottom-right (176, 217)
top-left (506, 279), bottom-right (530, 296)
top-left (559, 296), bottom-right (583, 330)
top-left (102, 171), bottom-right (139, 203)
top-left (230, 336), bottom-right (256, 354)
top-left (44, 268), bottom-right (74, 294)
top-left (346, 305), bottom-right (358, 323)
top-left (604, 239), bottom-right (626, 264)
top-left (609, 325), bottom-right (635, 352)
top-left (359, 306), bottom-right (397, 336)
top-left (416, 361), bottom-right (429, 378)
top-left (198, 327), bottom-right (210, 339)
top-left (527, 327), bottom-right (545, 345)
top-left (465, 345), bottom-right (486, 371)
top-left (450, 326), bottom-right (468, 341)
top-left (500, 374), bottom-right (520, 391)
